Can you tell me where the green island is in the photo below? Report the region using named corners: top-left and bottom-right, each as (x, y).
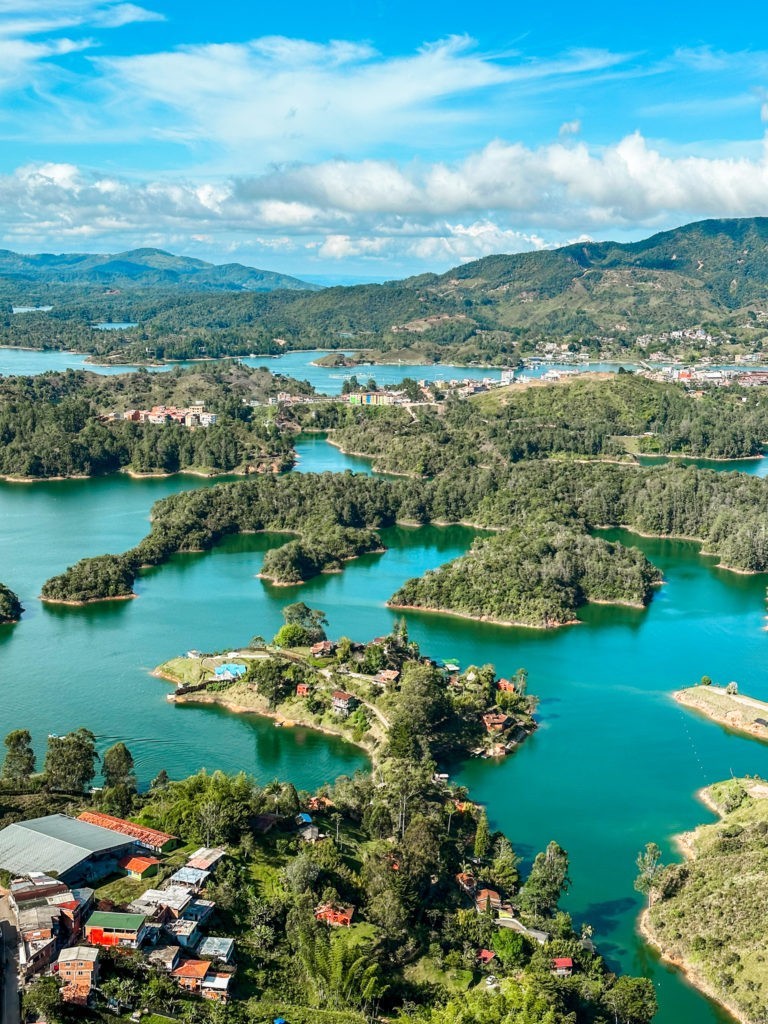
top-left (155, 607), bottom-right (537, 760)
top-left (9, 219), bottom-right (768, 367)
top-left (674, 683), bottom-right (768, 743)
top-left (0, 581), bottom-right (23, 623)
top-left (389, 525), bottom-right (662, 626)
top-left (39, 453), bottom-right (768, 619)
top-left (641, 777), bottom-right (768, 1024)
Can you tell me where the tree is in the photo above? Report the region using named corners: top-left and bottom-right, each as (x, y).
top-left (249, 659), bottom-right (291, 709)
top-left (489, 835), bottom-right (520, 893)
top-left (282, 601), bottom-right (328, 643)
top-left (518, 840), bottom-right (570, 918)
top-left (151, 768), bottom-right (170, 790)
top-left (23, 977), bottom-right (64, 1024)
top-left (634, 841), bottom-right (663, 908)
top-left (44, 728), bottom-right (99, 792)
top-left (700, 675), bottom-right (712, 686)
top-left (102, 741), bottom-right (136, 789)
top-left (604, 976), bottom-right (658, 1024)
top-left (273, 622), bottom-right (310, 648)
top-left (474, 809), bottom-right (491, 860)
top-left (1, 728), bottom-right (35, 786)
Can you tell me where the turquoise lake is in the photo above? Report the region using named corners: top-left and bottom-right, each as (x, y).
top-left (1, 435), bottom-right (767, 1022)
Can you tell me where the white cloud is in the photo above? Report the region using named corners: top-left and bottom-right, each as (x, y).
top-left (4, 131), bottom-right (768, 267)
top-left (559, 119), bottom-right (581, 136)
top-left (93, 37), bottom-right (628, 161)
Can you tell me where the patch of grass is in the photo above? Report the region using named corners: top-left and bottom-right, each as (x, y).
top-left (405, 955), bottom-right (475, 993)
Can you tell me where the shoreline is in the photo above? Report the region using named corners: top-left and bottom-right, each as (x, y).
top-left (39, 592), bottom-right (136, 606)
top-left (638, 909), bottom-right (746, 1024)
top-left (164, 687), bottom-right (378, 757)
top-left (673, 686), bottom-right (768, 742)
top-left (386, 601), bottom-right (581, 630)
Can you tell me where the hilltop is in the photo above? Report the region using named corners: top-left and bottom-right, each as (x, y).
top-left (0, 246), bottom-right (320, 292)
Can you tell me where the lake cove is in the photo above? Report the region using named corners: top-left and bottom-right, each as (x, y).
top-left (2, 440), bottom-right (768, 1022)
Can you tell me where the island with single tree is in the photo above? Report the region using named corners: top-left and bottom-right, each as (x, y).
top-left (640, 777), bottom-right (768, 1024)
top-left (0, 582), bottom-right (23, 623)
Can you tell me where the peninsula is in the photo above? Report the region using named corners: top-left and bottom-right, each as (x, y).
top-left (155, 612), bottom-right (537, 762)
top-left (673, 684), bottom-right (768, 742)
top-left (642, 777), bottom-right (768, 1024)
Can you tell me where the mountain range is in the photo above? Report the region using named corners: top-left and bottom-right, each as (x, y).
top-left (0, 247), bottom-right (320, 292)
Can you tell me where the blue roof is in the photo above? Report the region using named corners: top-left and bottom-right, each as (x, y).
top-left (297, 813), bottom-right (312, 824)
top-left (215, 663), bottom-right (246, 677)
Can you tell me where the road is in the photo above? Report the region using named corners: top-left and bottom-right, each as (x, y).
top-left (0, 896), bottom-right (20, 1024)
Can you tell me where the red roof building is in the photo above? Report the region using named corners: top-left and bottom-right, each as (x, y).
top-left (497, 678), bottom-right (516, 692)
top-left (475, 888), bottom-right (501, 913)
top-left (477, 949), bottom-right (496, 965)
top-left (77, 812), bottom-right (178, 853)
top-left (119, 855), bottom-right (160, 879)
top-left (552, 957), bottom-right (574, 977)
top-left (172, 959), bottom-right (212, 993)
top-left (315, 903), bottom-right (355, 927)
top-left (296, 683), bottom-right (310, 697)
top-left (482, 712), bottom-right (511, 734)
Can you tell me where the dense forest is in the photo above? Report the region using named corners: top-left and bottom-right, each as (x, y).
top-left (8, 218), bottom-right (768, 365)
top-left (40, 460), bottom-right (768, 609)
top-left (260, 526), bottom-right (385, 584)
top-left (390, 526), bottom-right (662, 627)
top-left (0, 583), bottom-right (23, 623)
top-left (0, 364), bottom-right (301, 477)
top-left (303, 373), bottom-right (768, 466)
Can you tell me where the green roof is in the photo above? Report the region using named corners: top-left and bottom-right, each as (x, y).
top-left (86, 910), bottom-right (146, 931)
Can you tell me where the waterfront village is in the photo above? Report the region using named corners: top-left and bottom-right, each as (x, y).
top-left (115, 402), bottom-right (218, 427)
top-left (0, 627), bottom-right (541, 1016)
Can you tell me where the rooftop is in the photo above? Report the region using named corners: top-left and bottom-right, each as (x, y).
top-left (187, 847), bottom-right (226, 871)
top-left (86, 910), bottom-right (146, 931)
top-left (169, 867), bottom-right (209, 887)
top-left (172, 959), bottom-right (211, 980)
top-left (196, 936), bottom-right (234, 960)
top-left (0, 815), bottom-right (132, 878)
top-left (58, 946), bottom-right (99, 963)
top-left (77, 812), bottom-right (176, 849)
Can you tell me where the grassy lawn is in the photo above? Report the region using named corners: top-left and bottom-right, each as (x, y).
top-left (156, 656), bottom-right (207, 685)
top-left (405, 955), bottom-right (475, 993)
top-left (94, 872), bottom-right (148, 905)
top-left (249, 846), bottom-right (285, 898)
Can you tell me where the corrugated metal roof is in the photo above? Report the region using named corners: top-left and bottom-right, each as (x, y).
top-left (86, 910), bottom-right (146, 931)
top-left (0, 814), bottom-right (133, 877)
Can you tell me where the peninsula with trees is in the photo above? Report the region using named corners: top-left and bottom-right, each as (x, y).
top-left (640, 777), bottom-right (768, 1024)
top-left (673, 681), bottom-right (768, 743)
top-left (156, 606), bottom-right (537, 761)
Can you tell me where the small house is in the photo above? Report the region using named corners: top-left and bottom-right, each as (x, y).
top-left (482, 712), bottom-right (511, 734)
top-left (332, 690), bottom-right (358, 717)
top-left (187, 847), bottom-right (226, 873)
top-left (375, 669), bottom-right (400, 686)
top-left (119, 854), bottom-right (160, 880)
top-left (497, 678), bottom-right (516, 693)
top-left (476, 949), bottom-right (496, 966)
top-left (147, 945), bottom-right (181, 972)
top-left (196, 936), bottom-right (235, 964)
top-left (311, 640), bottom-right (336, 657)
top-left (295, 682), bottom-right (310, 697)
top-left (475, 888), bottom-right (501, 913)
top-left (55, 945), bottom-right (100, 1003)
top-left (315, 903), bottom-right (355, 927)
top-left (172, 958), bottom-right (211, 994)
top-left (202, 972), bottom-right (232, 1003)
top-left (84, 911), bottom-right (147, 949)
top-left (169, 866), bottom-right (210, 892)
top-left (307, 796), bottom-right (333, 812)
top-left (299, 825), bottom-right (321, 844)
top-left (214, 663), bottom-right (247, 681)
top-left (455, 872), bottom-right (476, 895)
top-left (552, 957), bottom-right (573, 977)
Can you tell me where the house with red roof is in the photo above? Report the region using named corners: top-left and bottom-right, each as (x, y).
top-left (552, 957), bottom-right (574, 977)
top-left (315, 903), bottom-right (355, 927)
top-left (77, 812), bottom-right (178, 854)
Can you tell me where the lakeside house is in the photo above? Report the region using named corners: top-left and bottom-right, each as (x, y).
top-left (332, 690), bottom-right (358, 717)
top-left (475, 888), bottom-right (501, 913)
top-left (77, 811), bottom-right (178, 854)
top-left (214, 663), bottom-right (247, 682)
top-left (497, 678), bottom-right (516, 693)
top-left (295, 682), bottom-right (310, 697)
top-left (552, 957), bottom-right (574, 977)
top-left (310, 640), bottom-right (337, 656)
top-left (375, 669), bottom-right (400, 687)
top-left (315, 903), bottom-right (355, 927)
top-left (482, 712), bottom-right (512, 734)
top-left (455, 872), bottom-right (476, 895)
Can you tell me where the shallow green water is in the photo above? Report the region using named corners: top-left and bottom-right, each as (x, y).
top-left (2, 441), bottom-right (767, 1022)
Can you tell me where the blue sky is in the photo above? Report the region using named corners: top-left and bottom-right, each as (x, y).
top-left (2, 0), bottom-right (768, 279)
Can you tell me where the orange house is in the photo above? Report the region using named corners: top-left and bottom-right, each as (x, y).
top-left (172, 959), bottom-right (211, 993)
top-left (497, 678), bottom-right (516, 692)
top-left (315, 903), bottom-right (355, 927)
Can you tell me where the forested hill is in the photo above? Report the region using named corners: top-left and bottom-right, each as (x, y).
top-left (6, 218), bottom-right (768, 363)
top-left (0, 247), bottom-right (320, 292)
